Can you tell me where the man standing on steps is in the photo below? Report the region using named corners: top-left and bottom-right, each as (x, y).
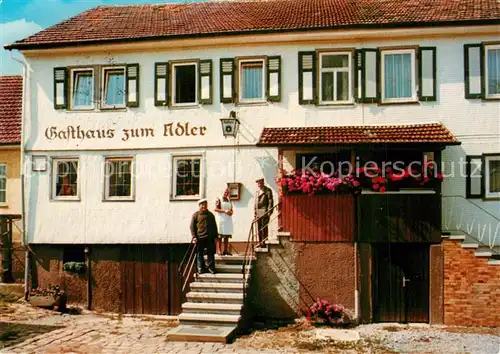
top-left (254, 178), bottom-right (274, 246)
top-left (190, 199), bottom-right (218, 274)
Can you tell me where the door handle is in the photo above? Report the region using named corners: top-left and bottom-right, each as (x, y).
top-left (403, 277), bottom-right (411, 288)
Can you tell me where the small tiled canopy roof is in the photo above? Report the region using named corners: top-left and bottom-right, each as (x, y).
top-left (0, 76), bottom-right (23, 145)
top-left (5, 0), bottom-right (500, 50)
top-left (257, 123), bottom-right (459, 146)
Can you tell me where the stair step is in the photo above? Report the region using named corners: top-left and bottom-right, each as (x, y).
top-left (461, 243), bottom-right (479, 249)
top-left (179, 313), bottom-right (241, 326)
top-left (449, 235), bottom-right (466, 241)
top-left (167, 324), bottom-right (236, 343)
top-left (215, 255), bottom-right (255, 262)
top-left (196, 273), bottom-right (246, 283)
top-left (182, 302), bottom-right (243, 315)
top-left (487, 259), bottom-right (500, 266)
top-left (186, 292), bottom-right (243, 304)
top-left (215, 264), bottom-right (250, 273)
top-left (475, 251), bottom-right (493, 257)
top-left (255, 247), bottom-right (268, 253)
top-left (190, 282), bottom-right (244, 293)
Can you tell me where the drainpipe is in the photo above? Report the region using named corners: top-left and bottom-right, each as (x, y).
top-left (9, 51), bottom-right (29, 300)
top-left (354, 242), bottom-right (359, 321)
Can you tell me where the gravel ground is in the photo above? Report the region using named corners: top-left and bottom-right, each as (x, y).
top-left (0, 301), bottom-right (499, 353)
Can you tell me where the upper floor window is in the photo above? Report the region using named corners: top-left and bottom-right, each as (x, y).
top-left (239, 59), bottom-right (265, 103)
top-left (102, 67), bottom-right (126, 108)
top-left (71, 68), bottom-right (94, 110)
top-left (172, 62), bottom-right (198, 106)
top-left (319, 52), bottom-right (352, 104)
top-left (381, 49), bottom-right (417, 103)
top-left (54, 64), bottom-right (139, 111)
top-left (466, 154), bottom-right (500, 199)
top-left (486, 45), bottom-right (500, 99)
top-left (0, 164), bottom-right (6, 205)
top-left (52, 158), bottom-right (79, 201)
top-left (104, 157), bottom-right (134, 201)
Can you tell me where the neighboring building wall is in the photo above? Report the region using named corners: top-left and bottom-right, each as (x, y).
top-left (0, 148), bottom-right (22, 242)
top-left (443, 239), bottom-right (500, 327)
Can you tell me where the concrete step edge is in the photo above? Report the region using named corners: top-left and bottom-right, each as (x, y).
top-left (182, 302), bottom-right (243, 311)
top-left (186, 292), bottom-right (244, 299)
top-left (179, 313), bottom-right (241, 323)
top-left (190, 282), bottom-right (245, 289)
top-left (461, 243), bottom-right (479, 249)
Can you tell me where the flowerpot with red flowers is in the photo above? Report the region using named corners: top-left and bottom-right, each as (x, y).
top-left (29, 285), bottom-right (67, 311)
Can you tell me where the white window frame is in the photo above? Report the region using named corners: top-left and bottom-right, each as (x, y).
top-left (103, 157), bottom-right (135, 201)
top-left (238, 59), bottom-right (266, 103)
top-left (51, 158), bottom-right (80, 201)
top-left (485, 44), bottom-right (500, 99)
top-left (485, 155), bottom-right (500, 199)
top-left (101, 66), bottom-right (126, 109)
top-left (172, 62), bottom-right (198, 107)
top-left (172, 155), bottom-right (204, 200)
top-left (381, 49), bottom-right (417, 103)
top-left (0, 163), bottom-right (7, 206)
top-left (70, 68), bottom-right (95, 110)
top-left (319, 51), bottom-right (353, 105)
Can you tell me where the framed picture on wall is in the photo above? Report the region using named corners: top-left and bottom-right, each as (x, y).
top-left (227, 182), bottom-right (241, 201)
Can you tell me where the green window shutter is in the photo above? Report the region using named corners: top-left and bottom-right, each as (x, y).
top-left (418, 47), bottom-right (437, 102)
top-left (220, 58), bottom-right (235, 103)
top-left (354, 50), bottom-right (362, 102)
top-left (53, 67), bottom-right (67, 109)
top-left (466, 155), bottom-right (484, 198)
top-left (464, 44), bottom-right (483, 99)
top-left (125, 64), bottom-right (139, 107)
top-left (298, 51), bottom-right (316, 105)
top-left (267, 56), bottom-right (281, 102)
top-left (198, 59), bottom-right (213, 105)
top-left (358, 49), bottom-right (379, 103)
top-left (154, 62), bottom-right (169, 107)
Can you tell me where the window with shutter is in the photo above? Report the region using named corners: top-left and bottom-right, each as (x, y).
top-left (53, 67), bottom-right (67, 109)
top-left (267, 56), bottom-right (281, 102)
top-left (298, 51), bottom-right (316, 105)
top-left (199, 60), bottom-right (213, 104)
top-left (220, 58), bottom-right (235, 103)
top-left (418, 47), bottom-right (437, 101)
top-left (154, 62), bottom-right (169, 106)
top-left (485, 44), bottom-right (500, 99)
top-left (126, 64), bottom-right (139, 107)
top-left (171, 62), bottom-right (198, 106)
top-left (464, 44), bottom-right (483, 99)
top-left (238, 59), bottom-right (266, 103)
top-left (380, 49), bottom-right (417, 103)
top-left (102, 66), bottom-right (126, 108)
top-left (318, 51), bottom-right (353, 104)
top-left (359, 49), bottom-right (378, 103)
top-left (466, 155), bottom-right (484, 199)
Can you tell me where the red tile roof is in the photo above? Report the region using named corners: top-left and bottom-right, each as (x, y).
top-left (0, 76), bottom-right (23, 145)
top-left (5, 0), bottom-right (500, 50)
top-left (257, 123), bottom-right (459, 146)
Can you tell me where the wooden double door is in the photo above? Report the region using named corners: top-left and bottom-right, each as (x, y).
top-left (373, 243), bottom-right (430, 323)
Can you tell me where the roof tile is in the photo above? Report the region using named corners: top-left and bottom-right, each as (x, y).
top-left (0, 76), bottom-right (23, 145)
top-left (257, 123), bottom-right (458, 145)
top-left (5, 0), bottom-right (500, 49)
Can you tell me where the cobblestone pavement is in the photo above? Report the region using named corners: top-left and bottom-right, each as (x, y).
top-left (0, 304), bottom-right (290, 354)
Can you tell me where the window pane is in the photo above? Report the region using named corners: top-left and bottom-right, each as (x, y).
top-left (107, 160), bottom-right (132, 197)
top-left (241, 63), bottom-right (263, 100)
top-left (0, 165), bottom-right (5, 203)
top-left (384, 53), bottom-right (412, 99)
top-left (489, 159), bottom-right (500, 193)
top-left (175, 158), bottom-right (200, 196)
top-left (321, 72), bottom-right (334, 101)
top-left (104, 70), bottom-right (125, 106)
top-left (336, 71), bottom-right (349, 101)
top-left (0, 191), bottom-right (5, 203)
top-left (0, 176), bottom-right (5, 190)
top-left (322, 55), bottom-right (348, 69)
top-left (72, 71), bottom-right (93, 108)
top-left (56, 161), bottom-right (78, 197)
top-left (487, 48), bottom-right (500, 95)
top-left (175, 65), bottom-right (196, 104)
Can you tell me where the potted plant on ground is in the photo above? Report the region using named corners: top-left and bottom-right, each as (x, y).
top-left (29, 285), bottom-right (67, 311)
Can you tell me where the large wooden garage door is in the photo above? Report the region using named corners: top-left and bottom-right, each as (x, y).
top-left (120, 245), bottom-right (185, 315)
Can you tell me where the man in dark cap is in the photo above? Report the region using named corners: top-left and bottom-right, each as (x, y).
top-left (254, 178), bottom-right (274, 246)
top-left (190, 199), bottom-right (218, 274)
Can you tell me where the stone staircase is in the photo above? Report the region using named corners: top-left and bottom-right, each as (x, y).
top-left (167, 254), bottom-right (254, 343)
top-left (442, 232), bottom-right (500, 266)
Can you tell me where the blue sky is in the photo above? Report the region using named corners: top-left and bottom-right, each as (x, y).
top-left (0, 0), bottom-right (205, 75)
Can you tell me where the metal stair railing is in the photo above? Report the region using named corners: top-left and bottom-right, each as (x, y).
top-left (179, 242), bottom-right (197, 294)
top-left (442, 195), bottom-right (500, 250)
top-left (242, 202), bottom-right (281, 301)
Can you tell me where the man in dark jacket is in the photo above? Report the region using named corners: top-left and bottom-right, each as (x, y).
top-left (190, 199), bottom-right (218, 274)
top-left (254, 178), bottom-right (274, 245)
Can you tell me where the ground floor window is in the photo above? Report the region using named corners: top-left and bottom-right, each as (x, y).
top-left (172, 156), bottom-right (202, 199)
top-left (52, 158), bottom-right (79, 200)
top-left (466, 154), bottom-right (500, 199)
top-left (485, 155), bottom-right (500, 199)
top-left (104, 157), bottom-right (134, 201)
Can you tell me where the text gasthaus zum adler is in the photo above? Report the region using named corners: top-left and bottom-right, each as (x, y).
top-left (45, 122), bottom-right (208, 142)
